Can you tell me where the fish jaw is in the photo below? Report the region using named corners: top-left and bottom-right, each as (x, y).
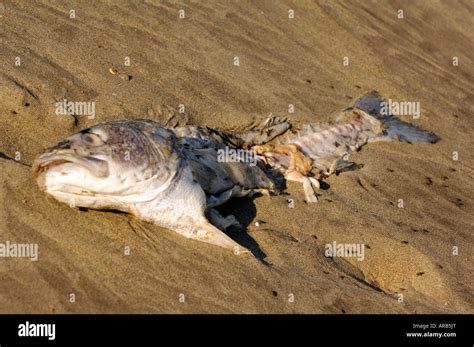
top-left (33, 149), bottom-right (111, 196)
top-left (34, 156), bottom-right (177, 212)
top-left (34, 159), bottom-right (127, 211)
top-left (33, 152), bottom-right (110, 179)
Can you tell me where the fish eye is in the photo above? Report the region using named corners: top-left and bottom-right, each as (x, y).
top-left (82, 133), bottom-right (103, 146)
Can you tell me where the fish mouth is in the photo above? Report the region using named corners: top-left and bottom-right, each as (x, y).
top-left (33, 152), bottom-right (109, 177)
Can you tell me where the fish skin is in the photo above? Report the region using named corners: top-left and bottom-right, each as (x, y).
top-left (33, 92), bottom-right (439, 252)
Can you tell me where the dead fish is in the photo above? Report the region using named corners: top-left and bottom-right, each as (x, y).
top-left (33, 119), bottom-right (280, 254)
top-left (33, 91), bottom-right (439, 253)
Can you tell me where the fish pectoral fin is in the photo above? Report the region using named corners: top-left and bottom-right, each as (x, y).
top-left (207, 208), bottom-right (242, 231)
top-left (195, 220), bottom-right (251, 255)
top-left (285, 170), bottom-right (319, 203)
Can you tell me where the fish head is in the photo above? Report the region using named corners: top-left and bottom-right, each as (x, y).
top-left (33, 121), bottom-right (181, 210)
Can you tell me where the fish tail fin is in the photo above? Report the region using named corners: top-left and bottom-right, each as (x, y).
top-left (354, 91), bottom-right (440, 144)
top-left (376, 116), bottom-right (440, 143)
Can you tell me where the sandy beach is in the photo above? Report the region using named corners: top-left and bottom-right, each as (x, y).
top-left (0, 0), bottom-right (473, 313)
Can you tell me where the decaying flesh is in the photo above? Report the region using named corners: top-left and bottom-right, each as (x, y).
top-left (33, 91), bottom-right (438, 254)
